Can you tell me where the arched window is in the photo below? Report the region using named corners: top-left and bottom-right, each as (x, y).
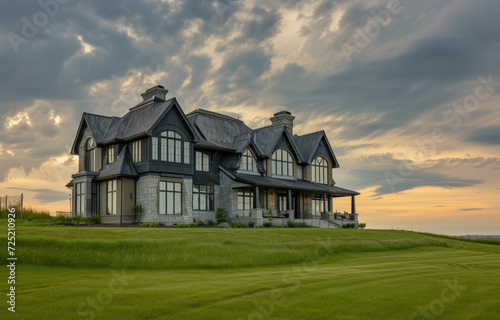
top-left (86, 138), bottom-right (95, 171)
top-left (151, 130), bottom-right (190, 164)
top-left (272, 149), bottom-right (294, 177)
top-left (241, 149), bottom-right (257, 172)
top-left (312, 157), bottom-right (328, 184)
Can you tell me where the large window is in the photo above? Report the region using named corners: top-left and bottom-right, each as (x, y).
top-left (312, 157), bottom-right (328, 184)
top-left (132, 140), bottom-right (142, 162)
top-left (152, 131), bottom-right (189, 164)
top-left (272, 149), bottom-right (294, 177)
top-left (237, 189), bottom-right (254, 210)
top-left (193, 185), bottom-right (214, 211)
top-left (107, 180), bottom-right (117, 215)
top-left (195, 151), bottom-right (210, 172)
top-left (107, 145), bottom-right (115, 164)
top-left (75, 182), bottom-right (84, 215)
top-left (312, 194), bottom-right (325, 216)
top-left (86, 138), bottom-right (95, 171)
top-left (241, 149), bottom-right (257, 172)
top-left (159, 181), bottom-right (182, 215)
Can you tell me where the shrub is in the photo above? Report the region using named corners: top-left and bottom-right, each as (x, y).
top-left (158, 223), bottom-right (165, 227)
top-left (358, 223), bottom-right (366, 229)
top-left (176, 224), bottom-right (189, 228)
top-left (208, 219), bottom-right (216, 226)
top-left (287, 221), bottom-right (309, 228)
top-left (231, 222), bottom-right (240, 228)
top-left (217, 222), bottom-right (230, 228)
top-left (263, 222), bottom-right (273, 228)
top-left (90, 214), bottom-right (101, 224)
top-left (141, 222), bottom-right (151, 228)
top-left (239, 223), bottom-right (249, 228)
top-left (198, 220), bottom-right (204, 226)
top-left (216, 207), bottom-right (228, 224)
top-left (248, 222), bottom-right (255, 228)
top-left (277, 224), bottom-right (285, 228)
top-left (74, 215), bottom-right (82, 225)
top-left (83, 218), bottom-right (90, 225)
top-left (257, 224), bottom-right (264, 228)
top-left (188, 222), bottom-right (197, 228)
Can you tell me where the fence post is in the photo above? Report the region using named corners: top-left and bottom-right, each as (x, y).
top-left (21, 193), bottom-right (23, 219)
top-left (5, 195), bottom-right (7, 211)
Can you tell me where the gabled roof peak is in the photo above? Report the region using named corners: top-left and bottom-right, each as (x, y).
top-left (187, 109), bottom-right (242, 122)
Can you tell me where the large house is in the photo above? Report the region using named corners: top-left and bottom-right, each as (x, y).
top-left (67, 85), bottom-right (359, 227)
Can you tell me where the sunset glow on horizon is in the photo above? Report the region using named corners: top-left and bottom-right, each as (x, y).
top-left (1, 0), bottom-right (499, 235)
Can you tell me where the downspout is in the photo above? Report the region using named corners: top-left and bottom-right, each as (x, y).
top-left (120, 179), bottom-right (123, 225)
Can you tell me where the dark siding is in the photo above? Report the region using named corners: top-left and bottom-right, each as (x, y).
top-left (273, 133), bottom-right (300, 162)
top-left (192, 149), bottom-right (221, 185)
top-left (312, 137), bottom-right (335, 164)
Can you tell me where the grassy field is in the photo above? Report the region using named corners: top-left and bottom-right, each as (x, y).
top-left (1, 220), bottom-right (499, 319)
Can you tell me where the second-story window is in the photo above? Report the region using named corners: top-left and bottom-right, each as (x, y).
top-left (272, 149), bottom-right (294, 177)
top-left (132, 140), bottom-right (142, 162)
top-left (195, 151), bottom-right (210, 172)
top-left (107, 146), bottom-right (115, 164)
top-left (152, 131), bottom-right (188, 164)
top-left (312, 157), bottom-right (328, 184)
top-left (86, 138), bottom-right (95, 171)
top-left (241, 149), bottom-right (257, 172)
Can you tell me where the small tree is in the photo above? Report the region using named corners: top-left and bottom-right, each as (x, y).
top-left (134, 204), bottom-right (143, 223)
top-left (216, 207), bottom-right (228, 224)
top-left (358, 222), bottom-right (366, 229)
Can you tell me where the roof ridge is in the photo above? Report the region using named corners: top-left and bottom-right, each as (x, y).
top-left (186, 109), bottom-right (243, 122)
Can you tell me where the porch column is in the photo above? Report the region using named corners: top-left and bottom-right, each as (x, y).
top-left (351, 195), bottom-right (356, 214)
top-left (287, 189), bottom-right (292, 210)
top-left (323, 193), bottom-right (327, 212)
top-left (255, 186), bottom-right (260, 209)
top-left (328, 195), bottom-right (332, 212)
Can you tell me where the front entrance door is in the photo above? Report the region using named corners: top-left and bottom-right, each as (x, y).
top-left (277, 193), bottom-right (287, 211)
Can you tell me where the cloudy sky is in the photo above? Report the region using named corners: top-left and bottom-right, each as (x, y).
top-left (0, 0), bottom-right (499, 234)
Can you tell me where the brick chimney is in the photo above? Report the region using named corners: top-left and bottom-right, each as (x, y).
top-left (270, 110), bottom-right (295, 135)
top-left (141, 85), bottom-right (169, 101)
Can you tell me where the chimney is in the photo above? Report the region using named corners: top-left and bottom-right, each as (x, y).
top-left (270, 110), bottom-right (295, 135)
top-left (141, 85), bottom-right (169, 101)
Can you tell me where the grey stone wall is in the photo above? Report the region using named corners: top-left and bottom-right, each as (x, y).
top-left (136, 174), bottom-right (160, 220)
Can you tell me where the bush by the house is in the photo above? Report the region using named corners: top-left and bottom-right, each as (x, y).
top-left (215, 207), bottom-right (228, 224)
top-left (84, 218), bottom-right (90, 225)
top-left (277, 224), bottom-right (285, 228)
top-left (74, 215), bottom-right (82, 225)
top-left (231, 222), bottom-right (249, 228)
top-left (358, 223), bottom-right (366, 229)
top-left (188, 222), bottom-right (197, 228)
top-left (217, 222), bottom-right (230, 228)
top-left (141, 222), bottom-right (159, 228)
top-left (176, 224), bottom-right (189, 228)
top-left (287, 221), bottom-right (309, 228)
top-left (248, 222), bottom-right (255, 228)
top-left (257, 224), bottom-right (264, 228)
top-left (198, 220), bottom-right (204, 226)
top-left (263, 222), bottom-right (273, 228)
top-left (208, 219), bottom-right (216, 226)
top-left (90, 214), bottom-right (101, 224)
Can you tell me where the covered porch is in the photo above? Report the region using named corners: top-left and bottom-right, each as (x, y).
top-left (229, 172), bottom-right (359, 228)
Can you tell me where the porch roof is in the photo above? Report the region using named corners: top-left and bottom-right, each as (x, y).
top-left (230, 172), bottom-right (359, 196)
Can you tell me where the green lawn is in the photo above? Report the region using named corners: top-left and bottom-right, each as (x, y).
top-left (1, 220), bottom-right (499, 319)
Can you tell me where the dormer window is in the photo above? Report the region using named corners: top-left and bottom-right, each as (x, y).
top-left (312, 157), bottom-right (328, 184)
top-left (240, 149), bottom-right (257, 172)
top-left (151, 130), bottom-right (189, 164)
top-left (195, 151), bottom-right (210, 172)
top-left (272, 149), bottom-right (294, 177)
top-left (86, 138), bottom-right (95, 171)
top-left (107, 145), bottom-right (115, 164)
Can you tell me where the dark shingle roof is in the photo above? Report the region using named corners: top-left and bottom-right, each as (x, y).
top-left (224, 170), bottom-right (358, 196)
top-left (96, 146), bottom-right (138, 180)
top-left (187, 109), bottom-right (252, 150)
top-left (293, 131), bottom-right (324, 163)
top-left (83, 113), bottom-right (113, 143)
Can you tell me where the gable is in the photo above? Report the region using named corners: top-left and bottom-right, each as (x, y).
top-left (272, 130), bottom-right (302, 163)
top-left (148, 100), bottom-right (199, 141)
top-left (71, 115), bottom-right (100, 155)
top-left (311, 136), bottom-right (339, 168)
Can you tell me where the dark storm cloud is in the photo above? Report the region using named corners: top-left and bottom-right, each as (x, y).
top-left (335, 153), bottom-right (482, 196)
top-left (467, 127), bottom-right (500, 146)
